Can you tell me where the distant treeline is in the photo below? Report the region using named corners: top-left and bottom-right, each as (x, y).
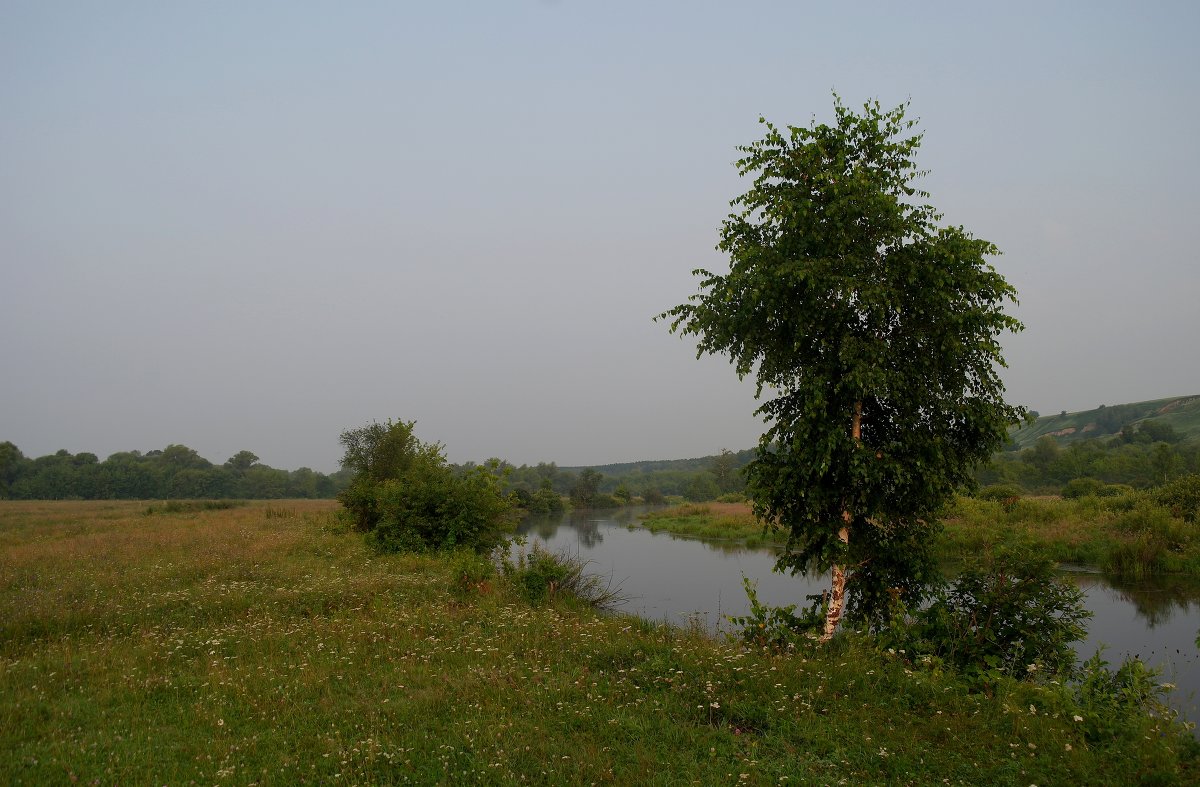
top-left (485, 448), bottom-right (753, 509)
top-left (17, 420), bottom-right (1194, 506)
top-left (0, 442), bottom-right (352, 500)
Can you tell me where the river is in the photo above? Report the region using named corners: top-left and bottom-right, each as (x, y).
top-left (517, 506), bottom-right (1200, 727)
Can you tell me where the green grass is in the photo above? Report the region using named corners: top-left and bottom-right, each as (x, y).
top-left (638, 503), bottom-right (785, 549)
top-left (2, 500), bottom-right (1196, 784)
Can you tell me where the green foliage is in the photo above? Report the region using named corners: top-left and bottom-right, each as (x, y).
top-left (728, 577), bottom-right (823, 650)
top-left (885, 548), bottom-right (1090, 679)
top-left (526, 482), bottom-right (566, 515)
top-left (1075, 650), bottom-right (1178, 743)
top-left (569, 468), bottom-right (604, 508)
top-left (337, 420), bottom-right (516, 554)
top-left (1106, 501), bottom-right (1194, 577)
top-left (660, 97), bottom-right (1024, 627)
top-left (0, 441), bottom-right (344, 500)
top-left (1151, 473), bottom-right (1200, 522)
top-left (641, 487), bottom-right (666, 505)
top-left (447, 549), bottom-right (497, 598)
top-left (976, 483), bottom-right (1023, 502)
top-left (501, 542), bottom-right (622, 607)
top-left (1061, 477), bottom-right (1104, 499)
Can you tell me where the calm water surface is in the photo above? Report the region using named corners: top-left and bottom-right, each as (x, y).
top-left (518, 507), bottom-right (1200, 726)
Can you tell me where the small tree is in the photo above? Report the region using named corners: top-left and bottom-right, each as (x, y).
top-left (661, 97), bottom-right (1024, 639)
top-left (337, 420), bottom-right (516, 553)
top-left (570, 468), bottom-right (603, 508)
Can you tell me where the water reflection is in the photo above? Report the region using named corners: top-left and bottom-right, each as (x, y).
top-left (1073, 572), bottom-right (1200, 627)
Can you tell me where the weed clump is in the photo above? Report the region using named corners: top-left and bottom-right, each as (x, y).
top-left (501, 541), bottom-right (623, 608)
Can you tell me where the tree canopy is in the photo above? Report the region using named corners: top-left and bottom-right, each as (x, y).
top-left (661, 97), bottom-right (1025, 636)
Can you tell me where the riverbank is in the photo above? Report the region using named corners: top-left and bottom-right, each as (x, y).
top-left (2, 500), bottom-right (1196, 784)
top-left (638, 494), bottom-right (1200, 577)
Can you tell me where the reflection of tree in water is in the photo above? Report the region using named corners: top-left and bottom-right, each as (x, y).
top-left (1074, 573), bottom-right (1200, 627)
top-left (566, 511), bottom-right (604, 548)
top-left (519, 513), bottom-right (564, 542)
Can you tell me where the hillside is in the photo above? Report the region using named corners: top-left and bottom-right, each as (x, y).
top-left (557, 396), bottom-right (1200, 477)
top-left (560, 448), bottom-right (756, 479)
top-left (1008, 395), bottom-right (1200, 450)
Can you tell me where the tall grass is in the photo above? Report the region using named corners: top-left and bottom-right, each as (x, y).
top-left (2, 500), bottom-right (1195, 784)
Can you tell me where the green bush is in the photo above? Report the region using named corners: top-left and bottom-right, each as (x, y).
top-left (448, 549), bottom-right (497, 598)
top-left (886, 548), bottom-right (1090, 678)
top-left (1075, 649), bottom-right (1176, 743)
top-left (1061, 477), bottom-right (1103, 499)
top-left (1151, 473), bottom-right (1200, 522)
top-left (525, 486), bottom-right (565, 515)
top-left (337, 420), bottom-right (516, 554)
top-left (1063, 478), bottom-right (1135, 500)
top-left (975, 483), bottom-right (1022, 502)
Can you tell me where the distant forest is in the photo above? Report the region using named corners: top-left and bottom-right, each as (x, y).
top-left (3, 396), bottom-right (1197, 502)
top-left (0, 443), bottom-right (352, 501)
top-left (0, 441), bottom-right (754, 504)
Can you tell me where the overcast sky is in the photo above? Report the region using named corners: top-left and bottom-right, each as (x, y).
top-left (3, 1), bottom-right (1198, 472)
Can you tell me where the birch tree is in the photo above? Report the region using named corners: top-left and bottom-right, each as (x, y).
top-left (661, 97), bottom-right (1025, 640)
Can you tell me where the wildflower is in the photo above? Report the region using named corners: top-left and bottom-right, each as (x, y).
top-left (1072, 715), bottom-right (1083, 723)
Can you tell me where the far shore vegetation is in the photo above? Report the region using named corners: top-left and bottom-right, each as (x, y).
top-left (636, 477), bottom-right (1200, 579)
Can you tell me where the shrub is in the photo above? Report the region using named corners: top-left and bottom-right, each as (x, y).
top-left (1075, 649), bottom-right (1177, 743)
top-left (448, 549), bottom-right (496, 598)
top-left (337, 420), bottom-right (516, 554)
top-left (641, 488), bottom-right (666, 505)
top-left (975, 483), bottom-right (1023, 502)
top-left (887, 547), bottom-right (1090, 678)
top-left (728, 577), bottom-right (823, 650)
top-left (501, 542), bottom-right (623, 607)
top-left (525, 486), bottom-right (565, 515)
top-left (1061, 477), bottom-right (1103, 499)
top-left (1151, 473), bottom-right (1200, 523)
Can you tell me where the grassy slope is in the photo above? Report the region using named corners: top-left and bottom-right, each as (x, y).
top-left (1008, 395), bottom-right (1200, 450)
top-left (2, 501), bottom-right (1194, 785)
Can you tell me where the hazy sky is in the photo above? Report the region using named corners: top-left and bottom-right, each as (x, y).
top-left (3, 1), bottom-right (1198, 472)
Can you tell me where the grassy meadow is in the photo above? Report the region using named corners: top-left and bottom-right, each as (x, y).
top-left (2, 500), bottom-right (1196, 784)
